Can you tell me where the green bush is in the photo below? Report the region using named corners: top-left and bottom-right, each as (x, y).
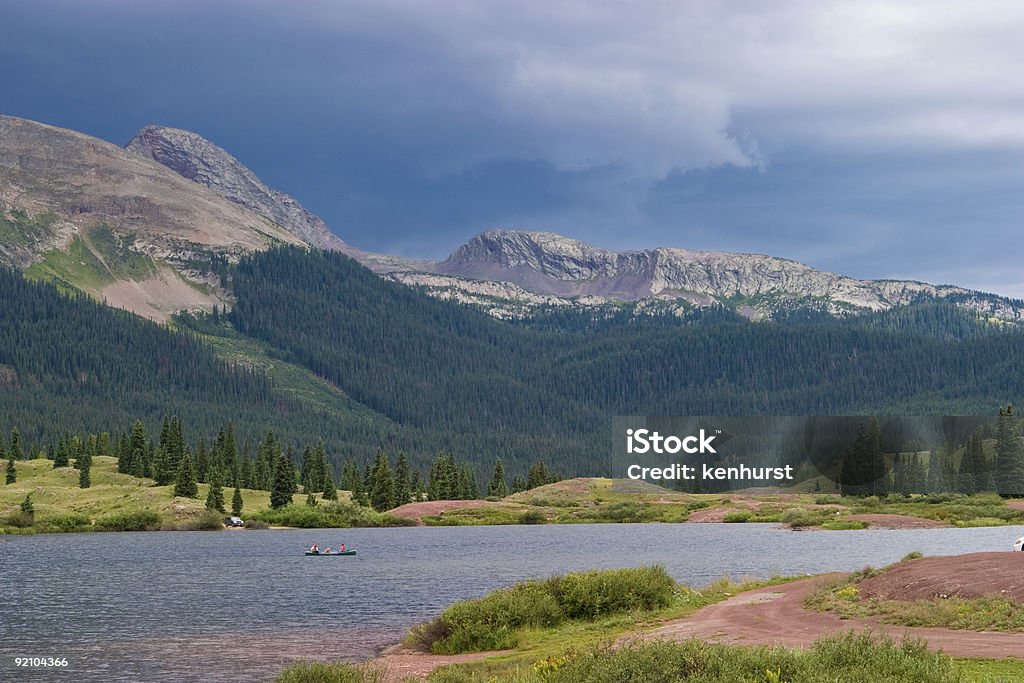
top-left (780, 507), bottom-right (831, 527)
top-left (545, 566), bottom-right (675, 620)
top-left (244, 519), bottom-right (270, 529)
top-left (251, 502), bottom-right (416, 528)
top-left (722, 510), bottom-right (753, 523)
top-left (5, 510), bottom-right (35, 528)
top-left (418, 566), bottom-right (676, 654)
top-left (39, 513), bottom-right (92, 533)
top-left (276, 661), bottom-right (385, 683)
top-left (820, 520), bottom-right (868, 530)
top-left (518, 510), bottom-right (546, 525)
top-left (94, 510), bottom-right (162, 532)
top-left (179, 510), bottom-right (226, 531)
top-left (429, 632), bottom-right (958, 683)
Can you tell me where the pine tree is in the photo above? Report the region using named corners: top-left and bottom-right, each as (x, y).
top-left (173, 452), bottom-right (199, 498)
top-left (370, 450), bottom-right (396, 511)
top-left (488, 458), bottom-right (508, 498)
top-left (511, 475), bottom-right (527, 494)
top-left (458, 464), bottom-right (478, 499)
top-left (20, 494), bottom-right (33, 522)
top-left (527, 460), bottom-right (550, 490)
top-left (866, 418), bottom-right (889, 496)
top-left (341, 459), bottom-right (364, 503)
top-left (53, 435), bottom-right (70, 468)
top-left (205, 469), bottom-right (226, 513)
top-left (5, 456), bottom-right (15, 485)
top-left (123, 420), bottom-right (146, 478)
top-left (195, 437), bottom-right (210, 484)
top-left (231, 486), bottom-right (244, 516)
top-left (393, 451), bottom-right (412, 506)
top-left (306, 493), bottom-right (318, 507)
top-left (270, 448), bottom-right (295, 509)
top-left (996, 405), bottom-right (1024, 497)
top-left (322, 468), bottom-right (338, 502)
top-left (78, 453), bottom-right (91, 489)
top-left (10, 427), bottom-right (23, 461)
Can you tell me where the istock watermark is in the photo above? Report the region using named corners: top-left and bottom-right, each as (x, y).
top-left (610, 415), bottom-right (991, 493)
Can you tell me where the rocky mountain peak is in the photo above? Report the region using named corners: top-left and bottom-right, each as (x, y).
top-left (126, 125), bottom-right (351, 253)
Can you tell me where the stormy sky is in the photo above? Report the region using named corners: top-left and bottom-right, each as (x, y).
top-left (2, 1), bottom-right (1023, 296)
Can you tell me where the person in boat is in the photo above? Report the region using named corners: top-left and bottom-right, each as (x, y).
top-left (324, 547), bottom-right (331, 554)
top-left (339, 543), bottom-right (345, 552)
top-left (309, 544), bottom-right (319, 554)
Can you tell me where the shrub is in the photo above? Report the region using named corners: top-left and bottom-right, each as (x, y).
top-left (518, 510), bottom-right (546, 525)
top-left (94, 510), bottom-right (162, 532)
top-left (780, 507), bottom-right (830, 527)
top-left (5, 510), bottom-right (35, 528)
top-left (179, 510), bottom-right (225, 531)
top-left (722, 510), bottom-right (753, 523)
top-left (276, 661), bottom-right (385, 683)
top-left (419, 566), bottom-right (676, 654)
top-left (901, 551), bottom-right (924, 562)
top-left (40, 513), bottom-right (92, 533)
top-left (244, 519), bottom-right (270, 530)
top-left (545, 566), bottom-right (675, 620)
top-left (820, 520), bottom-right (868, 531)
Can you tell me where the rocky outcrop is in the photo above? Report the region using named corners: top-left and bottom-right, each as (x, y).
top-left (0, 115), bottom-right (305, 319)
top-left (126, 125), bottom-right (354, 253)
top-left (417, 229), bottom-right (1024, 321)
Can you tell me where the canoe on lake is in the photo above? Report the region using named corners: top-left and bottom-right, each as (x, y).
top-left (305, 550), bottom-right (357, 556)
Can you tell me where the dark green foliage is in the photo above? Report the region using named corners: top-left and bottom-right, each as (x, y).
top-left (270, 447), bottom-right (296, 509)
top-left (487, 458), bottom-right (508, 498)
top-left (995, 405), bottom-right (1024, 497)
top-left (231, 486), bottom-right (243, 516)
top-left (511, 475), bottom-right (527, 494)
top-left (53, 434), bottom-right (70, 468)
top-left (487, 632), bottom-right (960, 683)
top-left (78, 453), bottom-right (91, 489)
top-left (173, 452), bottom-right (199, 498)
top-left (252, 501), bottom-right (416, 528)
top-left (958, 432), bottom-right (992, 494)
top-left (321, 470), bottom-right (337, 502)
top-left (20, 493), bottom-right (34, 517)
top-left (10, 427), bottom-right (23, 461)
top-left (393, 451), bottom-right (412, 506)
top-left (205, 470), bottom-right (225, 513)
top-left (428, 453), bottom-right (480, 501)
top-left (370, 450), bottom-right (396, 511)
top-left (94, 510), bottom-right (161, 532)
top-left (526, 460), bottom-right (559, 490)
top-left (5, 456), bottom-right (14, 484)
top-left (416, 566), bottom-right (675, 654)
top-left (306, 493), bottom-right (318, 507)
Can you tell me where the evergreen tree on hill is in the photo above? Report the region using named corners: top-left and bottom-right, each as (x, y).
top-left (78, 453), bottom-right (91, 489)
top-left (11, 427), bottom-right (23, 461)
top-left (488, 458), bottom-right (508, 498)
top-left (206, 469), bottom-right (226, 513)
top-left (393, 451), bottom-right (412, 506)
top-left (996, 405), bottom-right (1024, 497)
top-left (270, 447), bottom-right (296, 509)
top-left (231, 486), bottom-right (244, 516)
top-left (370, 450), bottom-right (396, 512)
top-left (5, 456), bottom-right (15, 485)
top-left (173, 452), bottom-right (199, 498)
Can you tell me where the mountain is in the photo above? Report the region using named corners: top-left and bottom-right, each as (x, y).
top-left (392, 229), bottom-right (1024, 322)
top-left (0, 115), bottom-right (304, 320)
top-left (125, 125), bottom-right (352, 254)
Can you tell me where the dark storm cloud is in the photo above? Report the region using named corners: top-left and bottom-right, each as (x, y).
top-left (1, 1), bottom-right (1023, 295)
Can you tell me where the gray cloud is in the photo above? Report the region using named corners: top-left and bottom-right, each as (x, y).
top-left (1, 1), bottom-right (1023, 295)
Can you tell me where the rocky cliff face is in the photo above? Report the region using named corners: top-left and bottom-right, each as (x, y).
top-left (415, 229), bottom-right (1024, 321)
top-left (126, 125), bottom-right (354, 254)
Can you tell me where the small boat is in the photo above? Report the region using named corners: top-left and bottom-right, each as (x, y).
top-left (305, 550), bottom-right (357, 556)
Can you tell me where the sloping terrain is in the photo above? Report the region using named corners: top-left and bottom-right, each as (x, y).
top-left (0, 115), bottom-right (304, 319)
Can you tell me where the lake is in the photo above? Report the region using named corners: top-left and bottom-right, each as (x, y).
top-left (2, 523), bottom-right (1022, 682)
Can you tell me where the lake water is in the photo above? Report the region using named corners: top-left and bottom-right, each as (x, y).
top-left (2, 523), bottom-right (1023, 682)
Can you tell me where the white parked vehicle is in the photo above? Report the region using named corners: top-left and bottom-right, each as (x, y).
top-left (1015, 537), bottom-right (1024, 552)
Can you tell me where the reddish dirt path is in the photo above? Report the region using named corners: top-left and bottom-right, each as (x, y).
top-left (626, 574), bottom-right (1024, 659)
top-left (388, 499), bottom-right (495, 523)
top-left (376, 645), bottom-right (509, 683)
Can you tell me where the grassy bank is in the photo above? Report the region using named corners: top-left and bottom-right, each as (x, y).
top-left (276, 565), bottom-right (1024, 682)
top-left (806, 563), bottom-right (1024, 632)
top-left (415, 478), bottom-right (1024, 529)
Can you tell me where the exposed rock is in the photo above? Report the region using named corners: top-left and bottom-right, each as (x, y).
top-left (126, 125), bottom-right (354, 253)
top-left (416, 229), bottom-right (1024, 321)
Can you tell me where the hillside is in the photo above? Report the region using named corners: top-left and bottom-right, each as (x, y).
top-left (0, 115), bottom-right (304, 320)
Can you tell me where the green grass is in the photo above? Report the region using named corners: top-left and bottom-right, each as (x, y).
top-left (427, 632), bottom-right (977, 683)
top-left (276, 661), bottom-right (387, 683)
top-left (250, 501), bottom-right (415, 528)
top-left (0, 456), bottom-right (272, 533)
top-left (25, 234), bottom-right (114, 292)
